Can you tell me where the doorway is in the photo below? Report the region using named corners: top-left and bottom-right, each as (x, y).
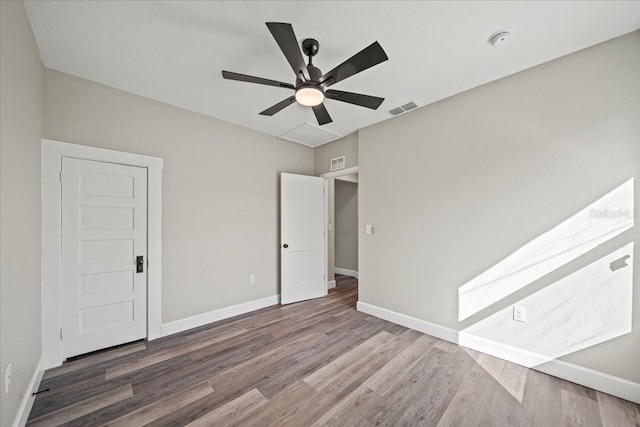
top-left (322, 167), bottom-right (359, 294)
top-left (42, 139), bottom-right (163, 368)
top-left (334, 175), bottom-right (358, 279)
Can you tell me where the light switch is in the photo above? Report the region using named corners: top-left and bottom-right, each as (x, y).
top-left (328, 223), bottom-right (332, 231)
top-left (365, 224), bottom-right (374, 235)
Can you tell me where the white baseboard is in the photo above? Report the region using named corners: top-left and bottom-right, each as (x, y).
top-left (458, 331), bottom-right (552, 368)
top-left (334, 268), bottom-right (358, 278)
top-left (357, 302), bottom-right (458, 343)
top-left (161, 295), bottom-right (280, 337)
top-left (327, 280), bottom-right (336, 289)
top-left (535, 358), bottom-right (640, 404)
top-left (454, 331), bottom-right (640, 402)
top-left (357, 301), bottom-right (640, 404)
top-left (13, 356), bottom-right (44, 427)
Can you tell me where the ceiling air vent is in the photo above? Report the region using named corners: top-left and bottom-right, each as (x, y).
top-left (388, 101), bottom-right (419, 116)
top-left (401, 102), bottom-right (418, 111)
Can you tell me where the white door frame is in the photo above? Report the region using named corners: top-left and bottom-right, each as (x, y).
top-left (320, 166), bottom-right (359, 288)
top-left (323, 178), bottom-right (329, 294)
top-left (320, 166), bottom-right (359, 180)
top-left (42, 139), bottom-right (163, 369)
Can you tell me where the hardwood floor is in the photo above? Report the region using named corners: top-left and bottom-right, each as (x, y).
top-left (29, 276), bottom-right (639, 426)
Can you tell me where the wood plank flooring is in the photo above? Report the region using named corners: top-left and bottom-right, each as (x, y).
top-left (29, 276), bottom-right (640, 426)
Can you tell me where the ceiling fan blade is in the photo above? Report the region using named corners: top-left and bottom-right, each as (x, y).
top-left (259, 96), bottom-right (296, 116)
top-left (222, 71), bottom-right (294, 89)
top-left (319, 41), bottom-right (388, 87)
top-left (312, 103), bottom-right (332, 125)
top-left (266, 22), bottom-right (311, 82)
top-left (325, 89), bottom-right (384, 110)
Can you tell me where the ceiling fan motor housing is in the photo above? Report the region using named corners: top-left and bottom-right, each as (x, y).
top-left (298, 65), bottom-right (323, 87)
top-left (295, 64), bottom-right (324, 107)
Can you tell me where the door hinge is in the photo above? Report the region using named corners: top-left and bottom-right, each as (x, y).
top-left (59, 171), bottom-right (63, 183)
top-left (59, 329), bottom-right (63, 340)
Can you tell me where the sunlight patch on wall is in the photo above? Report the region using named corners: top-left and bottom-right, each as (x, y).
top-left (458, 179), bottom-right (634, 321)
top-left (462, 243), bottom-right (633, 364)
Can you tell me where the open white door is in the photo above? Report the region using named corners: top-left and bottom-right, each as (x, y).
top-left (61, 157), bottom-right (147, 358)
top-left (281, 173), bottom-right (326, 304)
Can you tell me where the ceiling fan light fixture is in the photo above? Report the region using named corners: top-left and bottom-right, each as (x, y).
top-left (295, 86), bottom-right (324, 106)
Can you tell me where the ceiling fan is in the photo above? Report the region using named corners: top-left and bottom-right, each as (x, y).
top-left (222, 22), bottom-right (389, 126)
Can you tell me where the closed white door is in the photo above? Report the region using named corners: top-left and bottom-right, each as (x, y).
top-left (61, 158), bottom-right (147, 358)
top-left (280, 173), bottom-right (326, 304)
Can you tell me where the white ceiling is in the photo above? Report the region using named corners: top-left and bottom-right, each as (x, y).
top-left (24, 1), bottom-right (640, 147)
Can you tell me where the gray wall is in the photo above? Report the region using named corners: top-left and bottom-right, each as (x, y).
top-left (335, 180), bottom-right (359, 272)
top-left (314, 133), bottom-right (358, 175)
top-left (359, 31), bottom-right (640, 382)
top-left (0, 1), bottom-right (44, 425)
top-left (43, 69), bottom-right (314, 323)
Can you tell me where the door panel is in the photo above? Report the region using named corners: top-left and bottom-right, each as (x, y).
top-left (62, 158), bottom-right (147, 358)
top-left (79, 206), bottom-right (134, 229)
top-left (281, 173), bottom-right (326, 304)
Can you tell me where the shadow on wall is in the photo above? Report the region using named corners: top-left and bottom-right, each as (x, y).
top-left (457, 178), bottom-right (634, 377)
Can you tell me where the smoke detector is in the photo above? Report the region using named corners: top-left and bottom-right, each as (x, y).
top-left (489, 30), bottom-right (511, 47)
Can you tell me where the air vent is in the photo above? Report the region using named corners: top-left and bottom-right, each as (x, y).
top-left (388, 101), bottom-right (419, 116)
top-left (330, 156), bottom-right (345, 171)
top-left (401, 102), bottom-right (418, 111)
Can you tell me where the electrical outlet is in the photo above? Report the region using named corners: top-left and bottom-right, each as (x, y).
top-left (513, 306), bottom-right (527, 322)
top-left (249, 274), bottom-right (255, 284)
top-left (5, 363), bottom-right (11, 394)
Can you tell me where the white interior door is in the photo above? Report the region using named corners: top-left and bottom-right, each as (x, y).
top-left (280, 173), bottom-right (326, 304)
top-left (61, 157), bottom-right (147, 358)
